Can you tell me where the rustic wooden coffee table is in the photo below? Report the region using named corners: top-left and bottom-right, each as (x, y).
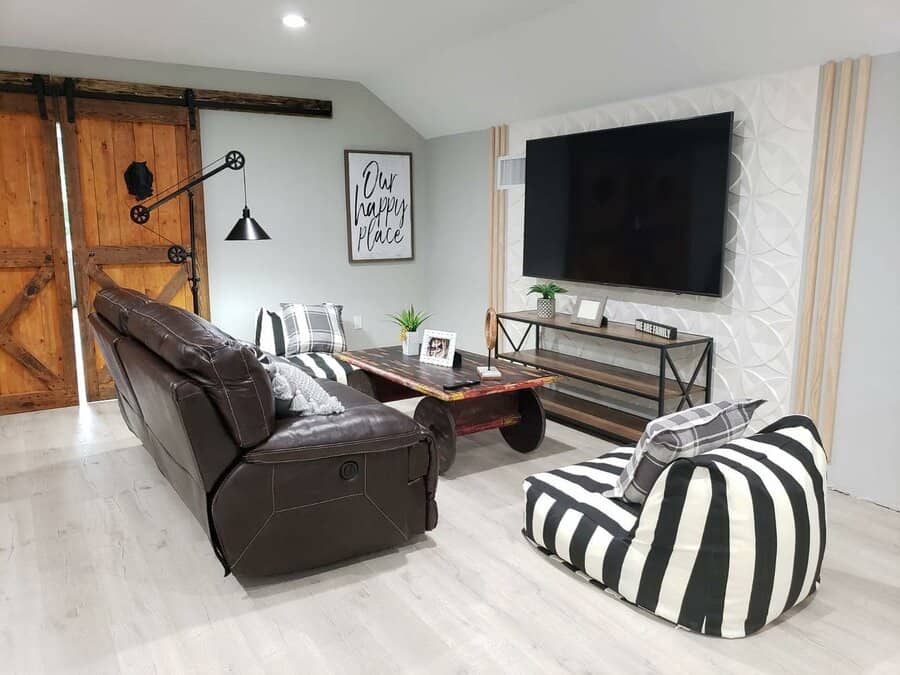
top-left (337, 346), bottom-right (558, 474)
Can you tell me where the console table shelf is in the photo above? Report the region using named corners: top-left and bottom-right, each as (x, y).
top-left (496, 310), bottom-right (714, 444)
top-left (539, 389), bottom-right (647, 442)
top-left (498, 348), bottom-right (706, 401)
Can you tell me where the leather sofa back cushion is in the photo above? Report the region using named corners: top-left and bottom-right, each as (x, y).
top-left (94, 287), bottom-right (153, 333)
top-left (126, 301), bottom-right (275, 448)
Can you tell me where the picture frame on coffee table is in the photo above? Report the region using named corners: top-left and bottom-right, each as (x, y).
top-left (420, 329), bottom-right (457, 367)
top-left (572, 297), bottom-right (608, 327)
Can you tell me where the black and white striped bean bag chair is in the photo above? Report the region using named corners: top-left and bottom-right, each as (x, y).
top-left (522, 415), bottom-right (826, 638)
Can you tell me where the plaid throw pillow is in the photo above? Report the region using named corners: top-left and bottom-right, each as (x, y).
top-left (281, 302), bottom-right (347, 355)
top-left (606, 398), bottom-right (765, 505)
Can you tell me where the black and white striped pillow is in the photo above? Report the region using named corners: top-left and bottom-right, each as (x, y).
top-left (251, 347), bottom-right (356, 385)
top-left (255, 307), bottom-right (287, 356)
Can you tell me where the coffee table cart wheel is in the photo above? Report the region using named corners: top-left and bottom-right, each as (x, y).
top-left (500, 388), bottom-right (546, 453)
top-left (414, 397), bottom-right (457, 475)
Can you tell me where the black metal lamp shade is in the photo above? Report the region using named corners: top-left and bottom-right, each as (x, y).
top-left (226, 206), bottom-right (270, 241)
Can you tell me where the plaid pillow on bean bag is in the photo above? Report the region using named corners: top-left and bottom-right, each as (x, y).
top-left (606, 398), bottom-right (765, 504)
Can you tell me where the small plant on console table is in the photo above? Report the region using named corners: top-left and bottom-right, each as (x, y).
top-left (528, 281), bottom-right (567, 319)
top-left (388, 306), bottom-right (432, 356)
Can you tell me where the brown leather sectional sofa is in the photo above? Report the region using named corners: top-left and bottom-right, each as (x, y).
top-left (89, 287), bottom-right (438, 576)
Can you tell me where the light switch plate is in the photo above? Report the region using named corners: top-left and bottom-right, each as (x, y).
top-left (352, 315), bottom-right (363, 330)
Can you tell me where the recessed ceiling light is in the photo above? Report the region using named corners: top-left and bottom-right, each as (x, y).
top-left (282, 14), bottom-right (307, 29)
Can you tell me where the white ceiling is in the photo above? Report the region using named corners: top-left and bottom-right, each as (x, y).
top-left (2, 1), bottom-right (900, 138)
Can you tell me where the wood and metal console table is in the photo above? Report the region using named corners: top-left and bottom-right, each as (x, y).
top-left (496, 311), bottom-right (714, 443)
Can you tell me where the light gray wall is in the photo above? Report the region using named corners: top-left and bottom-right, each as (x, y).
top-left (829, 51), bottom-right (900, 511)
top-left (422, 130), bottom-right (490, 352)
top-left (0, 46), bottom-right (427, 347)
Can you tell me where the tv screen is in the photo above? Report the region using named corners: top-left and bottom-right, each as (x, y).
top-left (523, 112), bottom-right (733, 296)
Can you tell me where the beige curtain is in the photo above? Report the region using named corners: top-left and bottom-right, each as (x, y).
top-left (488, 125), bottom-right (508, 311)
top-left (793, 56), bottom-right (872, 456)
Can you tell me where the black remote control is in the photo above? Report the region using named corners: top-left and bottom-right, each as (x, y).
top-left (443, 379), bottom-right (480, 391)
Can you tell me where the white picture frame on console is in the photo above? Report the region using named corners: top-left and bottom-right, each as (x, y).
top-left (572, 297), bottom-right (608, 327)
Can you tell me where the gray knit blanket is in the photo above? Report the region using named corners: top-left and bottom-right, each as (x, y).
top-left (264, 360), bottom-right (345, 416)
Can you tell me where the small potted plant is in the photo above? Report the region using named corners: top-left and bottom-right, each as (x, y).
top-left (528, 281), bottom-right (567, 319)
top-left (388, 306), bottom-right (432, 356)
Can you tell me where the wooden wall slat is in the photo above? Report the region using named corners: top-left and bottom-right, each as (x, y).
top-left (792, 62), bottom-right (836, 413)
top-left (819, 56), bottom-right (872, 448)
top-left (806, 59), bottom-right (853, 423)
top-left (793, 55), bottom-right (873, 457)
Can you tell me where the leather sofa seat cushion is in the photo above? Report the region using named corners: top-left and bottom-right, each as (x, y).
top-left (94, 287), bottom-right (152, 333)
top-left (245, 380), bottom-right (424, 463)
top-left (126, 300), bottom-right (275, 449)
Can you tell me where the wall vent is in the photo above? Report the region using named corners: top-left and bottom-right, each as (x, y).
top-left (496, 154), bottom-right (525, 190)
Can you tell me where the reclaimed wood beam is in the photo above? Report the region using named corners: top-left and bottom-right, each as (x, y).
top-left (0, 247), bottom-right (54, 268)
top-left (0, 266), bottom-right (55, 333)
top-left (85, 261), bottom-right (118, 290)
top-left (89, 245), bottom-right (176, 265)
top-left (0, 71), bottom-right (332, 119)
top-left (0, 333), bottom-right (65, 390)
top-left (155, 265), bottom-right (189, 305)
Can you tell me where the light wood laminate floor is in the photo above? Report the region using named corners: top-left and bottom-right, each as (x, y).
top-left (0, 399), bottom-right (898, 674)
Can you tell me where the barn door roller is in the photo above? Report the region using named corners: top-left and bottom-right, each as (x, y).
top-left (31, 75), bottom-right (48, 120)
top-left (63, 77), bottom-right (76, 123)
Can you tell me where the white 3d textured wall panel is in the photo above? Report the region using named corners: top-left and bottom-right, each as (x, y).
top-left (505, 68), bottom-right (819, 425)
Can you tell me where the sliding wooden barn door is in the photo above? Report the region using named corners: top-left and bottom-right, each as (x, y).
top-left (0, 93), bottom-right (78, 413)
top-left (60, 100), bottom-right (209, 401)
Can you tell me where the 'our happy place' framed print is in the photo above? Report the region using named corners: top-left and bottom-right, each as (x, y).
top-left (344, 150), bottom-right (414, 262)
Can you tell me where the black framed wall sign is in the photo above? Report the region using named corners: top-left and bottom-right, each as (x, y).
top-left (344, 150), bottom-right (414, 262)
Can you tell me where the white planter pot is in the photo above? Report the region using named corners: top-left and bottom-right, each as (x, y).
top-left (536, 297), bottom-right (555, 319)
top-left (402, 330), bottom-right (421, 356)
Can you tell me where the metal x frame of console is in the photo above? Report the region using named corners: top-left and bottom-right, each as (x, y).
top-left (497, 315), bottom-right (714, 417)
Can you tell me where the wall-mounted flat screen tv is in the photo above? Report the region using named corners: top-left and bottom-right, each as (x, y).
top-left (523, 111), bottom-right (733, 296)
